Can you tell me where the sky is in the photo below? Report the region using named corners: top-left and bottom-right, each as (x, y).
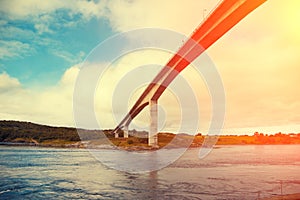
top-left (0, 0), bottom-right (300, 135)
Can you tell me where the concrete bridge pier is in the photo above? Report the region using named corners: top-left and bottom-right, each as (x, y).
top-left (149, 99), bottom-right (158, 147)
top-left (124, 125), bottom-right (129, 138)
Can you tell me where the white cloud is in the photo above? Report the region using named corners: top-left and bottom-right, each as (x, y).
top-left (0, 0), bottom-right (107, 35)
top-left (51, 50), bottom-right (86, 64)
top-left (0, 0), bottom-right (106, 20)
top-left (60, 65), bottom-right (80, 86)
top-left (0, 0), bottom-right (65, 19)
top-left (0, 25), bottom-right (35, 40)
top-left (0, 40), bottom-right (35, 59)
top-left (0, 65), bottom-right (80, 127)
top-left (34, 23), bottom-right (53, 35)
top-left (105, 0), bottom-right (219, 34)
top-left (71, 0), bottom-right (107, 19)
top-left (33, 14), bottom-right (54, 35)
top-left (0, 72), bottom-right (21, 92)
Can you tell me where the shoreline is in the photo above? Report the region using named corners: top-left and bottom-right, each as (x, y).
top-left (1, 141), bottom-right (300, 151)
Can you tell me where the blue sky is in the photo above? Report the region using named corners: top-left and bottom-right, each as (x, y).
top-left (0, 0), bottom-right (299, 135)
top-left (0, 7), bottom-right (114, 87)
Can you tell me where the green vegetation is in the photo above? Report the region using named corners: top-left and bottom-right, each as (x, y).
top-left (0, 120), bottom-right (78, 142)
top-left (0, 120), bottom-right (112, 147)
top-left (1, 120), bottom-right (300, 149)
top-left (191, 132), bottom-right (300, 147)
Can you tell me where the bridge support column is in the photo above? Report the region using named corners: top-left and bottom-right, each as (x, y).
top-left (124, 125), bottom-right (129, 138)
top-left (149, 99), bottom-right (158, 147)
top-left (115, 131), bottom-right (119, 138)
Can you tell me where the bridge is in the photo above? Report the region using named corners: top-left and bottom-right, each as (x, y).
top-left (112, 0), bottom-right (266, 147)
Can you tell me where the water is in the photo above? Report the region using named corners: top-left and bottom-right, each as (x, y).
top-left (0, 145), bottom-right (299, 199)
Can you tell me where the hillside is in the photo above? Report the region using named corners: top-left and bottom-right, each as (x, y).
top-left (0, 120), bottom-right (80, 147)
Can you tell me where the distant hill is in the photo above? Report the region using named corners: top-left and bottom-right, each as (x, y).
top-left (0, 120), bottom-right (80, 146)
